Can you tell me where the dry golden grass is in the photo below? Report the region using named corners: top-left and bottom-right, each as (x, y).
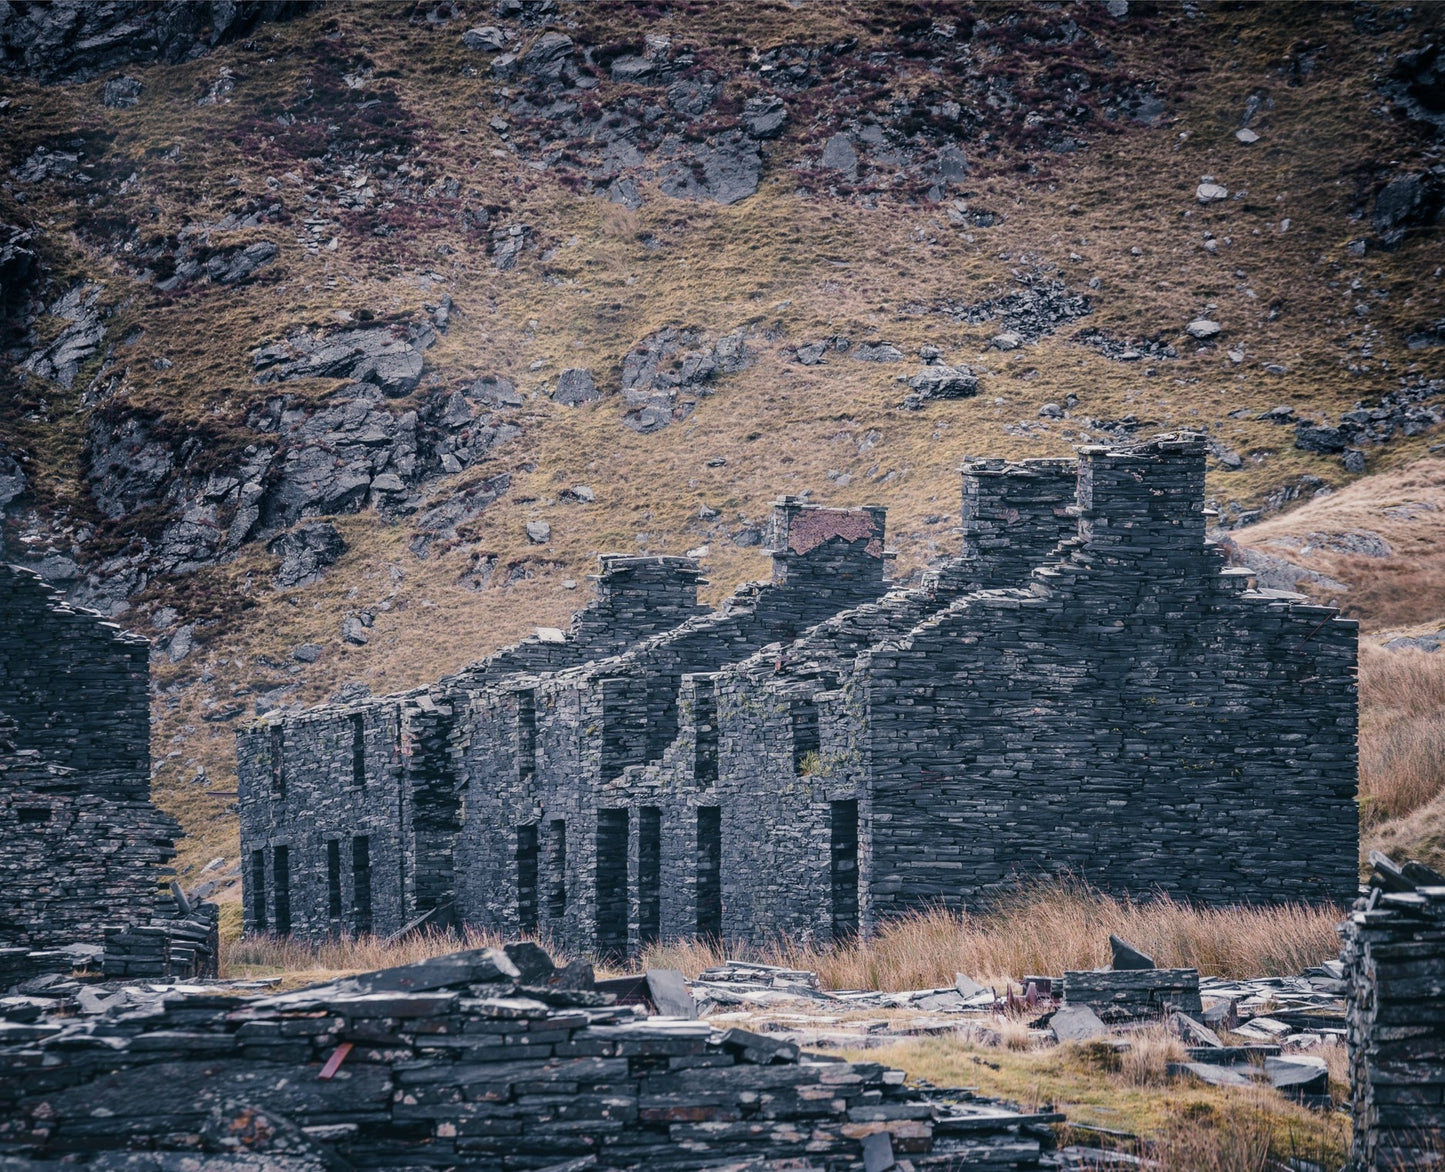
top-left (852, 1037), bottom-right (1351, 1170)
top-left (640, 882), bottom-right (1341, 989)
top-left (1359, 643), bottom-right (1445, 825)
top-left (1233, 458), bottom-right (1445, 632)
top-left (219, 880), bottom-right (1341, 988)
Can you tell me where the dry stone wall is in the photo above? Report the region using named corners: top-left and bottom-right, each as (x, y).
top-left (0, 565), bottom-right (176, 950)
top-left (862, 436), bottom-right (1358, 916)
top-left (241, 435), bottom-right (1359, 958)
top-left (0, 944), bottom-right (1060, 1171)
top-left (1343, 852), bottom-right (1445, 1171)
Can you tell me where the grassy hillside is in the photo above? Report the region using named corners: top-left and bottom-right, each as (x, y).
top-left (0, 1), bottom-right (1442, 891)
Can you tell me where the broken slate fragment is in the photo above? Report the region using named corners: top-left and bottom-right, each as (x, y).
top-left (1265, 1054), bottom-right (1328, 1097)
top-left (1110, 935), bottom-right (1156, 971)
top-left (1050, 1004), bottom-right (1108, 1042)
top-left (645, 968), bottom-right (697, 1019)
top-left (1175, 1061), bottom-right (1252, 1088)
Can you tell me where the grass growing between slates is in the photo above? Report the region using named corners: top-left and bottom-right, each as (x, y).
top-left (640, 882), bottom-right (1345, 990)
top-left (221, 880), bottom-right (1344, 991)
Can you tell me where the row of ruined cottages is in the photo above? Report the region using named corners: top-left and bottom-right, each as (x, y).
top-left (237, 434), bottom-right (1361, 957)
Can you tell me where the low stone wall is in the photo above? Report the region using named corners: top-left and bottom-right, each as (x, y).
top-left (0, 945), bottom-right (1059, 1171)
top-left (1342, 852), bottom-right (1445, 1171)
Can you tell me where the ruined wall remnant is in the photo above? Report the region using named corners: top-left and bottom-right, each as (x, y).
top-left (0, 564), bottom-right (177, 949)
top-left (242, 435), bottom-right (1360, 955)
top-left (0, 943), bottom-right (1058, 1169)
top-left (1343, 852), bottom-right (1445, 1172)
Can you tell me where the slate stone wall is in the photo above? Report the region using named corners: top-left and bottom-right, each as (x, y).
top-left (0, 564), bottom-right (175, 948)
top-left (238, 556), bottom-right (711, 940)
top-left (1342, 854), bottom-right (1445, 1172)
top-left (452, 501), bottom-right (892, 956)
top-left (241, 436), bottom-right (1359, 956)
top-left (862, 436), bottom-right (1358, 916)
top-left (0, 946), bottom-right (1057, 1171)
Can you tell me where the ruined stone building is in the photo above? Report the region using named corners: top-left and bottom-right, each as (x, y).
top-left (239, 435), bottom-right (1360, 953)
top-left (0, 565), bottom-right (178, 948)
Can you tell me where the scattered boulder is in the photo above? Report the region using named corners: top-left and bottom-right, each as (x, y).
top-left (525, 520), bottom-right (551, 544)
top-left (821, 133), bottom-right (858, 175)
top-left (991, 331), bottom-right (1023, 351)
top-left (1196, 182), bottom-right (1229, 203)
top-left (341, 615), bottom-right (370, 645)
top-left (101, 75), bottom-right (142, 108)
top-left (1185, 318), bottom-right (1222, 341)
top-left (267, 522), bottom-right (347, 589)
top-left (1294, 422), bottom-right (1350, 453)
top-left (553, 367), bottom-right (600, 406)
top-left (854, 341), bottom-right (904, 363)
top-left (903, 365), bottom-right (978, 409)
top-left (1372, 171), bottom-right (1443, 249)
top-left (292, 643), bottom-right (323, 663)
top-left (1343, 447), bottom-right (1366, 474)
top-left (462, 26), bottom-right (507, 51)
top-left (1050, 1004), bottom-right (1108, 1042)
top-left (743, 94), bottom-right (787, 139)
top-left (467, 375), bottom-right (523, 407)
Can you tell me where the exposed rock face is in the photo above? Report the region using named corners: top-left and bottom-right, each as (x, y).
top-left (72, 384), bottom-right (520, 605)
top-left (0, 223), bottom-right (38, 308)
top-left (553, 367), bottom-right (599, 405)
top-left (22, 284), bottom-right (104, 388)
top-left (903, 364), bottom-right (979, 409)
top-left (0, 1), bottom-right (314, 82)
top-left (267, 522), bottom-right (347, 588)
top-left (252, 322), bottom-right (436, 397)
top-left (658, 131), bottom-right (761, 206)
top-left (1372, 170), bottom-right (1443, 248)
top-left (619, 326), bottom-right (751, 433)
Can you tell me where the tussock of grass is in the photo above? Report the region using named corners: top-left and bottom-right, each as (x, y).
top-left (221, 925), bottom-right (575, 985)
top-left (1360, 643), bottom-right (1445, 825)
top-left (641, 882), bottom-right (1341, 989)
top-left (220, 881), bottom-right (1341, 988)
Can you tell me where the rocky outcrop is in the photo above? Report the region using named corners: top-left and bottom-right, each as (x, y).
top-left (73, 383), bottom-right (520, 605)
top-left (252, 321), bottom-right (436, 397)
top-left (0, 223), bottom-right (38, 308)
top-left (267, 521), bottom-right (347, 588)
top-left (21, 284), bottom-right (104, 388)
top-left (619, 326), bottom-right (751, 433)
top-left (0, 1), bottom-right (314, 83)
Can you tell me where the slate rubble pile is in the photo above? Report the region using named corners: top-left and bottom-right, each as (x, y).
top-left (1342, 852), bottom-right (1445, 1172)
top-left (0, 943), bottom-right (1064, 1171)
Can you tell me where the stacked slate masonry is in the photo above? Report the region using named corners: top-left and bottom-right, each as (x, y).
top-left (240, 434), bottom-right (1360, 955)
top-left (0, 564), bottom-right (178, 949)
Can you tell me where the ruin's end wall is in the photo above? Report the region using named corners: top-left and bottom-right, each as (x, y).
top-left (864, 436), bottom-right (1359, 915)
top-left (0, 565), bottom-right (174, 947)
